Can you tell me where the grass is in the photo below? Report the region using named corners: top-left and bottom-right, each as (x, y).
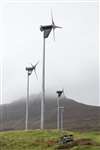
top-left (0, 130), bottom-right (100, 150)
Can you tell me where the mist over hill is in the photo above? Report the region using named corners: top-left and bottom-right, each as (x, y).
top-left (0, 94), bottom-right (100, 131)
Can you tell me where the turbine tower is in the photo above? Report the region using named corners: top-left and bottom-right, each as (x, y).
top-left (25, 62), bottom-right (38, 131)
top-left (56, 89), bottom-right (64, 130)
top-left (40, 12), bottom-right (62, 130)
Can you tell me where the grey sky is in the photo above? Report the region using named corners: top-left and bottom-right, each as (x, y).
top-left (1, 1), bottom-right (99, 105)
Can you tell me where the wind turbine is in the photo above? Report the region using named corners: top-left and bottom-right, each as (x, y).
top-left (40, 12), bottom-right (62, 130)
top-left (56, 89), bottom-right (64, 130)
top-left (25, 62), bottom-right (38, 131)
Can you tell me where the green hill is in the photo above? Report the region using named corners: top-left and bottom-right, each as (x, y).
top-left (0, 130), bottom-right (100, 150)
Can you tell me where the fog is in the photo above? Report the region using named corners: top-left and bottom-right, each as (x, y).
top-left (1, 1), bottom-right (99, 106)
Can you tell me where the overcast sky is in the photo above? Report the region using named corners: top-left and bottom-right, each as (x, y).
top-left (0, 0), bottom-right (99, 106)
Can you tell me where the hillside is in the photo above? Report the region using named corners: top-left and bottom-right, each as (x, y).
top-left (0, 95), bottom-right (100, 131)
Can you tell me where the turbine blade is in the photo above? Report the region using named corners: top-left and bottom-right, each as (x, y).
top-left (31, 64), bottom-right (34, 67)
top-left (50, 10), bottom-right (62, 41)
top-left (54, 25), bottom-right (62, 29)
top-left (53, 28), bottom-right (55, 41)
top-left (34, 61), bottom-right (39, 68)
top-left (62, 89), bottom-right (65, 97)
top-left (34, 69), bottom-right (38, 80)
top-left (51, 9), bottom-right (55, 26)
top-left (62, 89), bottom-right (67, 99)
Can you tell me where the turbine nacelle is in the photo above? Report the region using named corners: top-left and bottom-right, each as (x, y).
top-left (26, 62), bottom-right (39, 79)
top-left (40, 25), bottom-right (52, 32)
top-left (40, 11), bottom-right (62, 39)
top-left (56, 89), bottom-right (64, 97)
top-left (40, 24), bottom-right (62, 32)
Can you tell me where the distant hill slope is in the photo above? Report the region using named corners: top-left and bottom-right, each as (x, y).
top-left (0, 95), bottom-right (100, 131)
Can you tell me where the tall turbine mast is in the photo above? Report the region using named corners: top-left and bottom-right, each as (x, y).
top-left (40, 12), bottom-right (62, 130)
top-left (25, 62), bottom-right (38, 131)
top-left (56, 89), bottom-right (64, 130)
